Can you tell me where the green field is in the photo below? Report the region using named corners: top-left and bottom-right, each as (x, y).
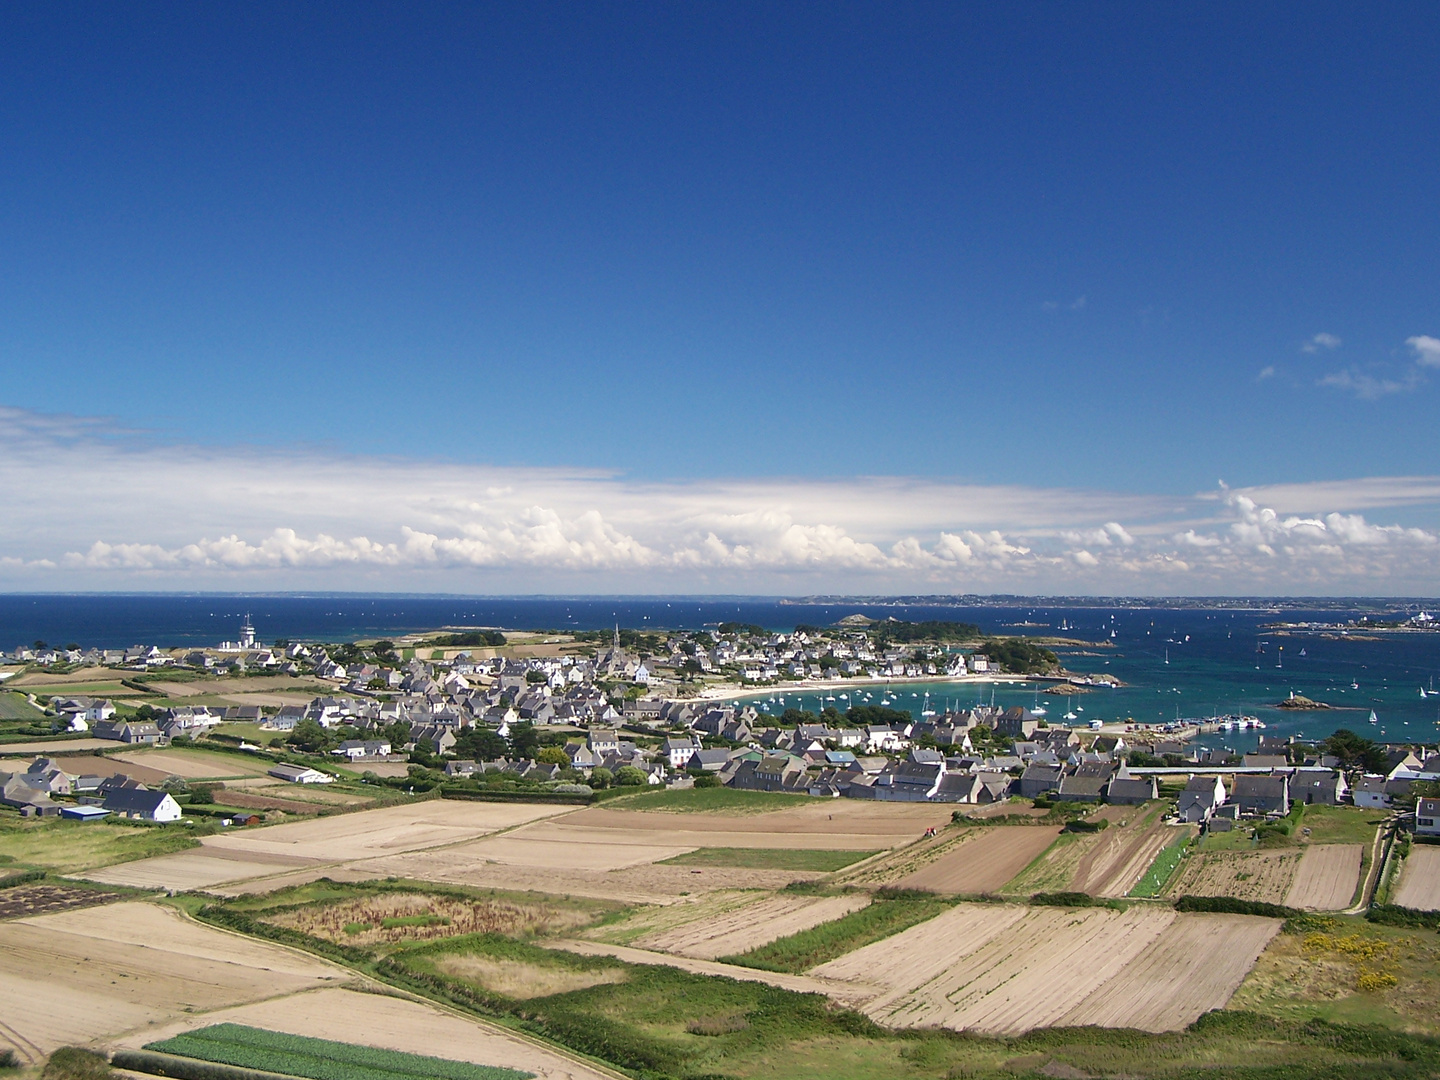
top-left (658, 847), bottom-right (876, 871)
top-left (0, 817), bottom-right (201, 873)
top-left (1297, 804), bottom-right (1389, 845)
top-left (0, 691), bottom-right (47, 722)
top-left (1130, 833), bottom-right (1192, 897)
top-left (721, 892), bottom-right (954, 973)
top-left (145, 1024), bottom-right (530, 1080)
top-left (606, 786), bottom-right (808, 813)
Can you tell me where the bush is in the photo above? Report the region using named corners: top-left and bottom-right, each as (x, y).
top-left (189, 785), bottom-right (216, 805)
top-left (1367, 904), bottom-right (1440, 931)
top-left (0, 869), bottom-right (47, 889)
top-left (613, 766), bottom-right (647, 787)
top-left (1174, 895), bottom-right (1301, 919)
top-left (0, 1050), bottom-right (17, 1070)
top-left (1030, 891), bottom-right (1106, 907)
top-left (692, 773), bottom-right (720, 788)
top-left (42, 1049), bottom-right (114, 1080)
top-left (1063, 818), bottom-right (1109, 833)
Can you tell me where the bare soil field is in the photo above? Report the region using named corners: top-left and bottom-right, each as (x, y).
top-left (1284, 844), bottom-right (1362, 910)
top-left (1392, 845), bottom-right (1440, 911)
top-left (1058, 913), bottom-right (1282, 1031)
top-left (142, 676), bottom-right (331, 698)
top-left (83, 799), bottom-right (571, 891)
top-left (111, 984), bottom-right (619, 1080)
top-left (563, 802), bottom-right (948, 846)
top-left (19, 752), bottom-right (173, 785)
top-left (0, 738), bottom-right (114, 755)
top-left (0, 901), bottom-right (341, 1061)
top-left (637, 893), bottom-right (870, 959)
top-left (112, 748), bottom-right (273, 778)
top-left (892, 827), bottom-right (1063, 894)
top-left (0, 883), bottom-right (121, 919)
top-left (1167, 849), bottom-right (1303, 904)
top-left (814, 902), bottom-right (1280, 1034)
top-left (1072, 819), bottom-right (1189, 897)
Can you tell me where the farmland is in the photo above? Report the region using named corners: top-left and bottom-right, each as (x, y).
top-left (1392, 845), bottom-right (1440, 911)
top-left (887, 826), bottom-right (1062, 893)
top-left (1284, 844), bottom-right (1363, 910)
top-left (813, 902), bottom-right (1281, 1034)
top-left (1166, 847), bottom-right (1304, 903)
top-left (635, 892), bottom-right (870, 959)
top-left (143, 1023), bottom-right (532, 1080)
top-left (0, 816), bottom-right (201, 875)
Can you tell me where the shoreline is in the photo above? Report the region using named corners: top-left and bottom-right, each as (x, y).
top-left (680, 672), bottom-right (1039, 704)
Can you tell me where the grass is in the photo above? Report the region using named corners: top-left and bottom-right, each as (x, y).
top-left (144, 1024), bottom-right (531, 1080)
top-left (604, 786), bottom-right (809, 813)
top-left (658, 848), bottom-right (877, 871)
top-left (1199, 826), bottom-right (1259, 851)
top-left (998, 831), bottom-right (1087, 895)
top-left (1230, 913), bottom-right (1440, 1036)
top-left (1296, 804), bottom-right (1389, 846)
top-left (721, 892), bottom-right (953, 973)
top-left (0, 691), bottom-right (47, 721)
top-left (0, 816), bottom-right (202, 873)
top-left (1130, 832), bottom-right (1192, 897)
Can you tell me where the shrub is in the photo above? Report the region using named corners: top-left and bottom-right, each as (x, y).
top-left (1174, 895), bottom-right (1301, 919)
top-left (1063, 818), bottom-right (1109, 833)
top-left (0, 1050), bottom-right (17, 1070)
top-left (692, 773), bottom-right (720, 788)
top-left (1030, 891), bottom-right (1105, 907)
top-left (42, 1049), bottom-right (114, 1080)
top-left (1367, 904), bottom-right (1440, 931)
top-left (0, 869), bottom-right (47, 889)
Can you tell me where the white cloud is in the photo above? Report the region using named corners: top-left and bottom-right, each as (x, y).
top-left (1302, 332), bottom-right (1342, 353)
top-left (1, 406), bottom-right (1439, 594)
top-left (1319, 367), bottom-right (1422, 399)
top-left (1408, 335), bottom-right (1440, 368)
top-left (1256, 365), bottom-right (1275, 381)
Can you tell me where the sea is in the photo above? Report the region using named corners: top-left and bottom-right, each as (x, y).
top-left (2, 594), bottom-right (1439, 754)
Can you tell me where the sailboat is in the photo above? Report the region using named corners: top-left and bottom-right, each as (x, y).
top-left (1369, 710), bottom-right (1379, 725)
top-left (1299, 648), bottom-right (1306, 657)
top-left (920, 692), bottom-right (936, 718)
top-left (1164, 649), bottom-right (1169, 665)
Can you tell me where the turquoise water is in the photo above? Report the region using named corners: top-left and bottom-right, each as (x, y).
top-left (2, 595), bottom-right (1437, 749)
top-left (712, 608), bottom-right (1440, 751)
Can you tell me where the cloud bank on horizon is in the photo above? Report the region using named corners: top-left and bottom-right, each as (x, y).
top-left (2, 406), bottom-right (1438, 595)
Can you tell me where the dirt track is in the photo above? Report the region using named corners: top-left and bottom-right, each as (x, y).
top-left (1393, 846), bottom-right (1440, 911)
top-left (1284, 844), bottom-right (1362, 910)
top-left (895, 827), bottom-right (1062, 893)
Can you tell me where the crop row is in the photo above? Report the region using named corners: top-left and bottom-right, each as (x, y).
top-left (145, 1025), bottom-right (529, 1080)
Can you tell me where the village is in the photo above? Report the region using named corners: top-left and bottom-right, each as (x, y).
top-left (4, 621), bottom-right (1440, 1080)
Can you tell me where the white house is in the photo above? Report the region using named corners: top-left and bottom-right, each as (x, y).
top-left (100, 788), bottom-right (182, 822)
top-left (268, 763), bottom-right (334, 784)
top-left (1417, 798), bottom-right (1440, 838)
top-left (661, 736), bottom-right (702, 768)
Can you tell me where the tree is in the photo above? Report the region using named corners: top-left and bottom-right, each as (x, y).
top-left (508, 720), bottom-right (540, 759)
top-left (526, 669), bottom-right (548, 684)
top-left (1321, 729), bottom-right (1389, 774)
top-left (287, 718), bottom-right (332, 754)
top-left (537, 746), bottom-right (570, 766)
top-left (189, 785), bottom-right (215, 805)
top-left (614, 765), bottom-right (647, 786)
top-left (590, 767), bottom-right (613, 789)
top-left (454, 728), bottom-right (508, 761)
top-left (692, 773), bottom-right (720, 788)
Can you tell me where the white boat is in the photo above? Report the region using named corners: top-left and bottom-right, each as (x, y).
top-left (1369, 710), bottom-right (1379, 725)
top-left (1064, 711), bottom-right (1078, 721)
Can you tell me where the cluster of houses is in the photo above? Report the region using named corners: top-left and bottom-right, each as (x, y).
top-left (0, 757), bottom-right (181, 822)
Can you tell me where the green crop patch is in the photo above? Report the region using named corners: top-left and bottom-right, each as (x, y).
top-left (721, 893), bottom-right (954, 972)
top-left (143, 1025), bottom-right (531, 1080)
top-left (1130, 832), bottom-right (1192, 897)
top-left (657, 847), bottom-right (877, 871)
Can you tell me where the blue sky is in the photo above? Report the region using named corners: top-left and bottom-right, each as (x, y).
top-left (2, 4), bottom-right (1440, 593)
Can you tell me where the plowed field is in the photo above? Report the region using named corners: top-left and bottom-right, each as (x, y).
top-left (637, 893), bottom-right (870, 959)
top-left (1393, 846), bottom-right (1440, 911)
top-left (813, 902), bottom-right (1280, 1034)
top-left (1167, 849), bottom-right (1302, 904)
top-left (893, 827), bottom-right (1062, 894)
top-left (1284, 844), bottom-right (1361, 910)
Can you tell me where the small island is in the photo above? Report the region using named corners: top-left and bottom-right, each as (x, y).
top-left (1276, 692), bottom-right (1332, 710)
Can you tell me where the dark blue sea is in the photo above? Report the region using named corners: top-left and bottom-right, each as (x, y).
top-left (2, 594), bottom-right (1438, 753)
